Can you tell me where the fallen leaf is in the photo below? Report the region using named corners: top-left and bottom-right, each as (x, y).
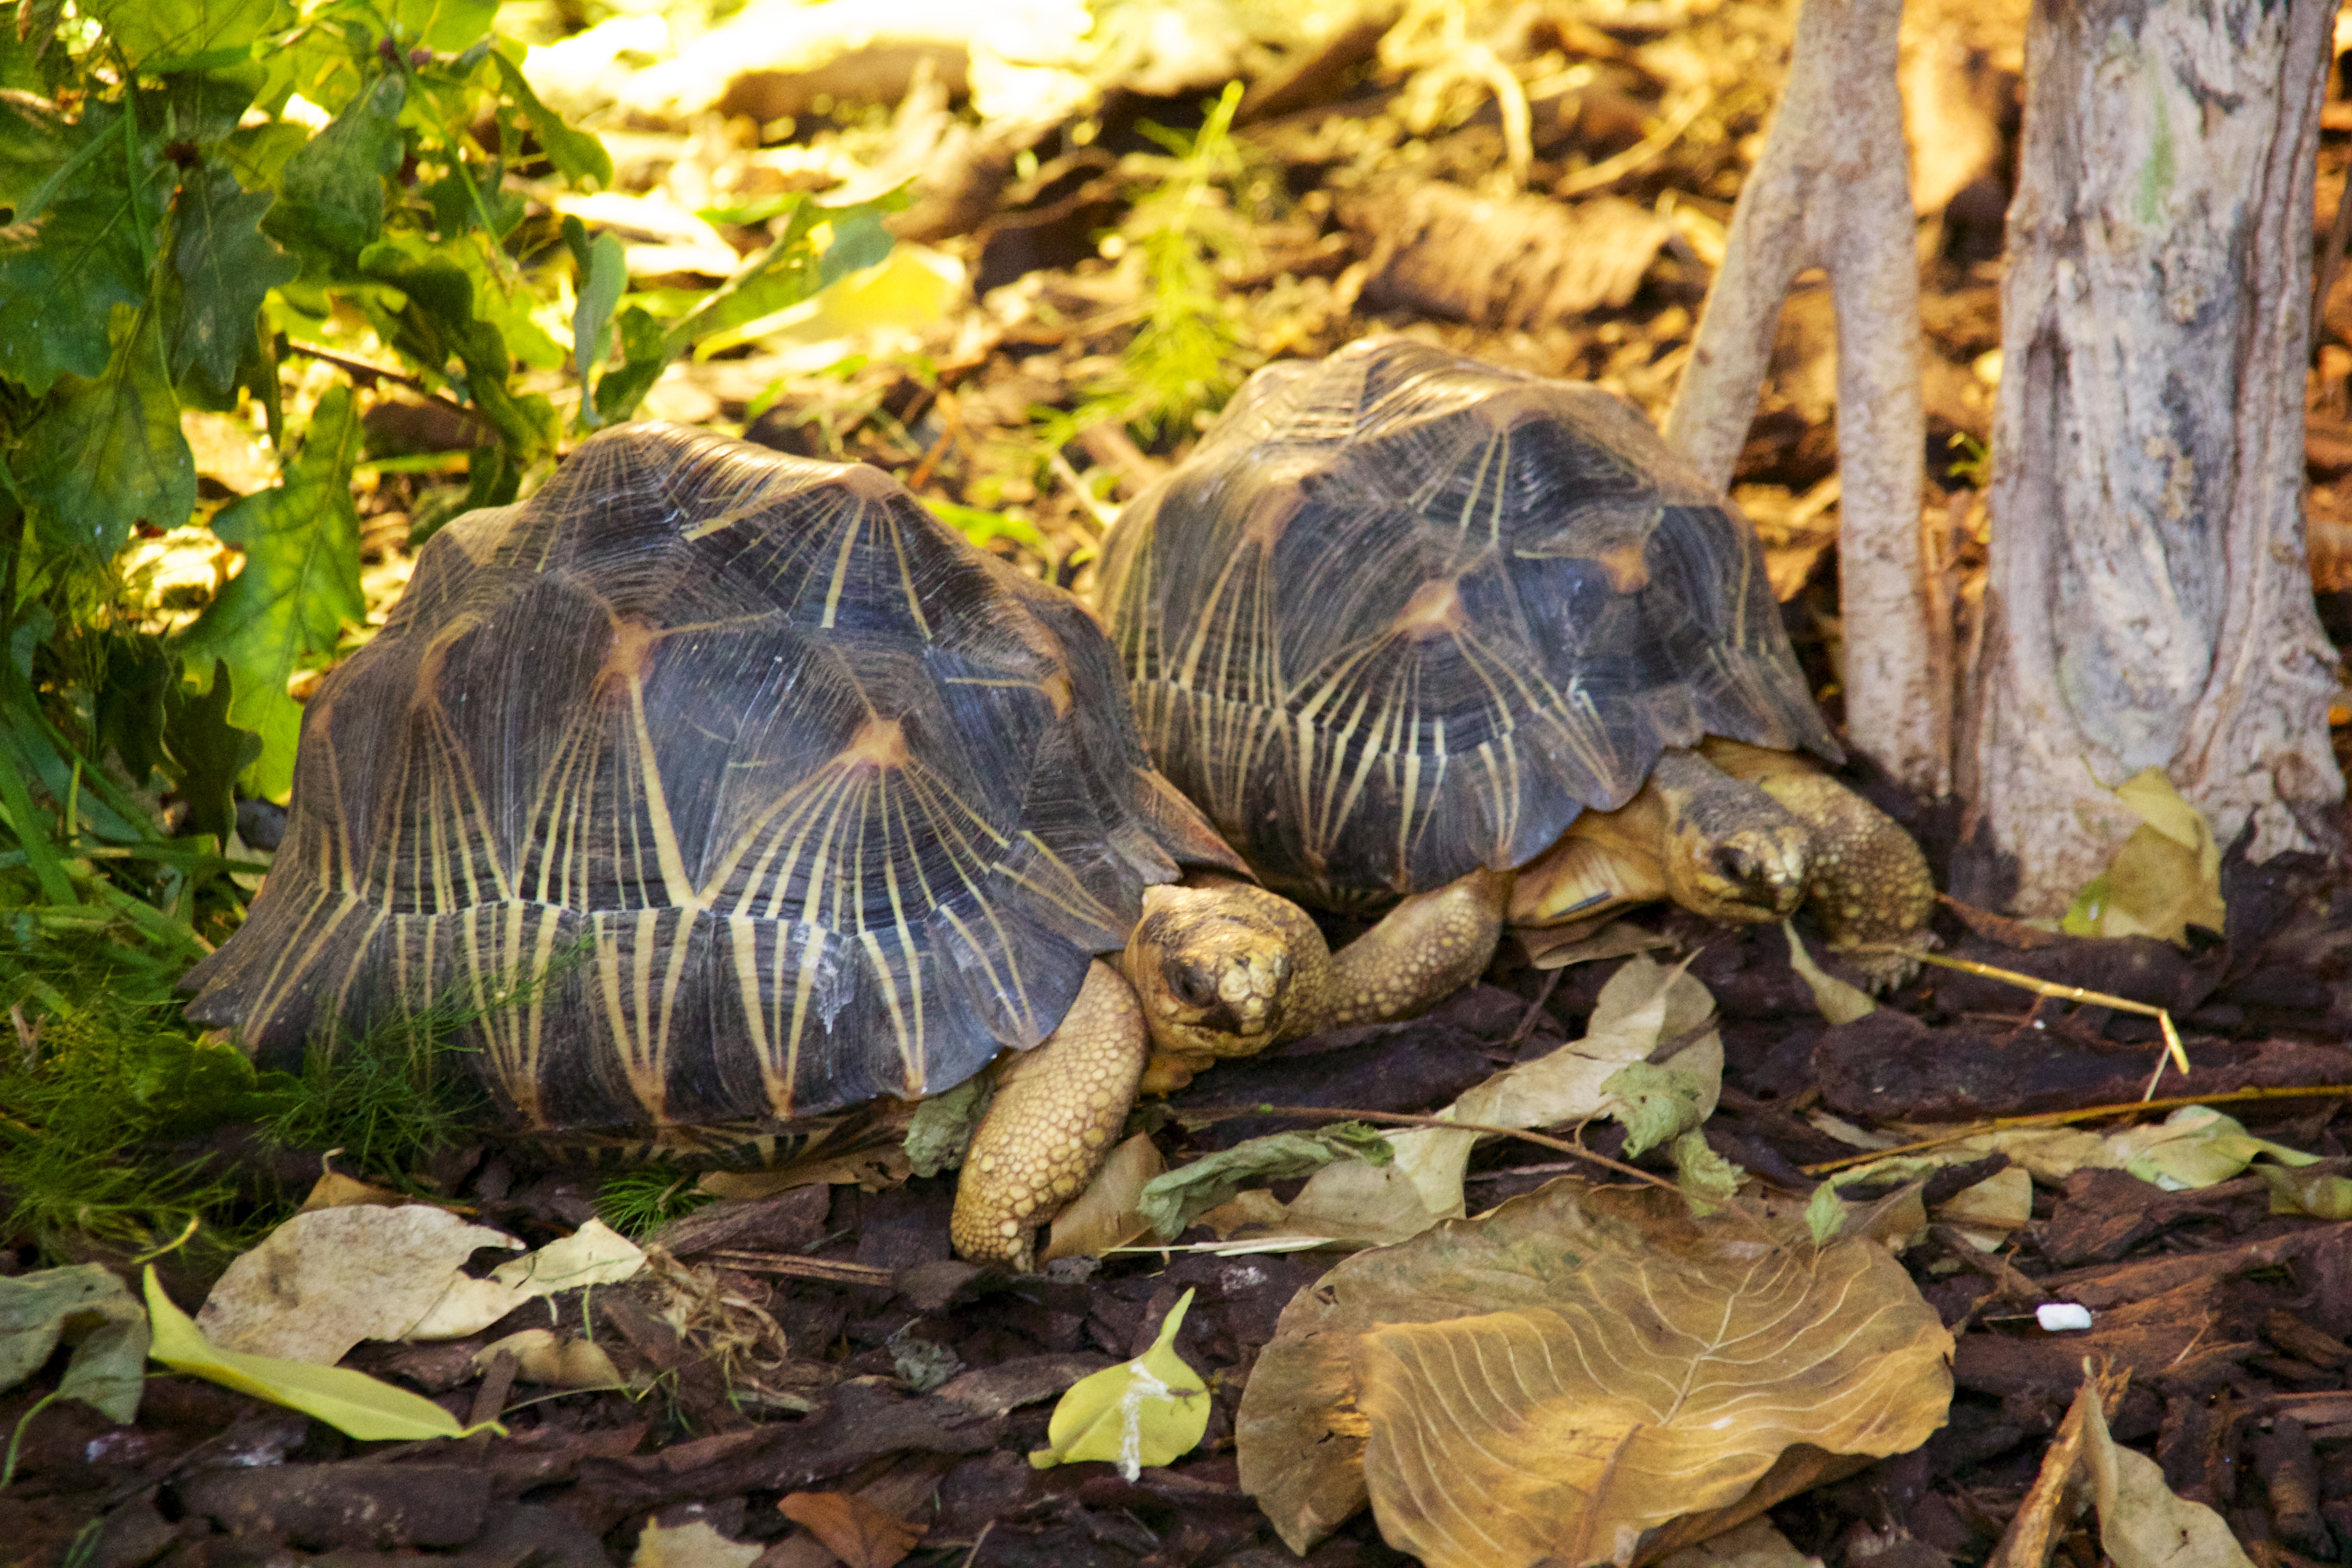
top-left (1031, 1286), bottom-right (1210, 1479)
top-left (1652, 1515), bottom-right (1818, 1568)
top-left (146, 1267), bottom-right (500, 1441)
top-left (197, 1205), bottom-right (522, 1362)
top-left (779, 1490), bottom-right (924, 1568)
top-left (0, 1265), bottom-right (149, 1423)
top-left (1044, 1132), bottom-right (1166, 1262)
top-left (631, 1518), bottom-right (763, 1568)
top-left (1938, 1166), bottom-right (2032, 1250)
top-left (2082, 1372), bottom-right (2254, 1568)
top-left (1522, 919), bottom-right (1672, 970)
top-left (1138, 1124), bottom-right (1393, 1242)
top-left (1236, 1176), bottom-right (1953, 1564)
top-left (2109, 1105), bottom-right (2320, 1191)
top-left (298, 1170), bottom-right (410, 1210)
top-left (2257, 1161), bottom-right (2352, 1220)
top-left (408, 1218), bottom-right (648, 1339)
top-left (474, 1329), bottom-right (628, 1390)
top-left (1364, 955), bottom-right (1718, 1225)
top-left (1784, 922), bottom-right (1877, 1024)
top-left (697, 1144), bottom-right (911, 1199)
top-left (2062, 768), bottom-right (2226, 944)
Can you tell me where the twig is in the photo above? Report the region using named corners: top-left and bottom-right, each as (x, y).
top-left (1048, 449), bottom-right (1117, 536)
top-left (1863, 944), bottom-right (2192, 1083)
top-left (705, 1250), bottom-right (897, 1286)
top-left (1800, 1083), bottom-right (2352, 1175)
top-left (1174, 1103), bottom-right (1681, 1195)
top-left (284, 342), bottom-right (494, 437)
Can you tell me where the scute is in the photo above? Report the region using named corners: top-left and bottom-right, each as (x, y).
top-left (1098, 338), bottom-right (1837, 907)
top-left (184, 424), bottom-right (1236, 1134)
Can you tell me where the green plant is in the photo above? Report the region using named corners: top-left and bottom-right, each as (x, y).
top-left (0, 993), bottom-right (284, 1257)
top-left (1083, 81), bottom-right (1264, 445)
top-left (596, 1167), bottom-right (714, 1239)
top-left (0, 1), bottom-right (902, 1159)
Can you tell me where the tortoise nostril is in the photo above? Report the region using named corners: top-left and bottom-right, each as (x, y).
top-left (1714, 845), bottom-right (1759, 887)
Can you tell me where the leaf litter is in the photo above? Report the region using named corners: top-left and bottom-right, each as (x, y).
top-left (14, 0), bottom-right (2352, 1563)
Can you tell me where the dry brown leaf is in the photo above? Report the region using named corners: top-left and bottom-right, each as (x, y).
top-left (1236, 1177), bottom-right (1954, 1566)
top-left (1042, 1132), bottom-right (1165, 1262)
top-left (778, 1490), bottom-right (923, 1568)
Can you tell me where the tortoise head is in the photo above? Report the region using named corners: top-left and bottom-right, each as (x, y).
top-left (1123, 881), bottom-right (1333, 1059)
top-left (1661, 812), bottom-right (1812, 923)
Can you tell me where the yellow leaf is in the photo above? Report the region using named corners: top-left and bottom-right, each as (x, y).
top-left (2062, 768), bottom-right (2226, 944)
top-left (143, 1267), bottom-right (503, 1442)
top-left (1030, 1287), bottom-right (1210, 1479)
top-left (1783, 922), bottom-right (1876, 1024)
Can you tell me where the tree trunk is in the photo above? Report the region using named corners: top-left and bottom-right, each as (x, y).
top-left (1665, 0), bottom-right (1944, 798)
top-left (1962, 0), bottom-right (2344, 914)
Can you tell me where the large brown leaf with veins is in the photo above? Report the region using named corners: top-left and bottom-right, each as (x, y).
top-left (1236, 1177), bottom-right (1952, 1567)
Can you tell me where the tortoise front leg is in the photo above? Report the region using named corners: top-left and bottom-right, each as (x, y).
top-left (949, 961), bottom-right (1147, 1269)
top-left (1319, 866), bottom-right (1511, 1029)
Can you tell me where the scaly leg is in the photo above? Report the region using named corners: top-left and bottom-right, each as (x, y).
top-left (950, 961), bottom-right (1147, 1269)
top-left (1322, 866), bottom-right (1511, 1029)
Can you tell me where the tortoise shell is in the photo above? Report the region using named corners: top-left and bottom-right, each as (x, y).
top-left (1097, 337), bottom-right (1837, 909)
top-left (184, 423), bottom-right (1238, 1140)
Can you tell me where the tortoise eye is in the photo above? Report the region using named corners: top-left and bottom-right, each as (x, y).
top-left (1169, 964), bottom-right (1218, 1009)
top-left (1713, 845), bottom-right (1759, 887)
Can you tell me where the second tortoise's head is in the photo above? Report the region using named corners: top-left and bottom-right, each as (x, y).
top-left (1122, 880), bottom-right (1333, 1059)
top-left (1660, 803), bottom-right (1812, 924)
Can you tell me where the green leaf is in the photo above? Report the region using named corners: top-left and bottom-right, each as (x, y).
top-left (88, 0), bottom-right (286, 75)
top-left (1601, 1059), bottom-right (1712, 1159)
top-left (389, 0), bottom-right (496, 55)
top-left (0, 106), bottom-right (170, 396)
top-left (264, 72), bottom-right (403, 261)
top-left (568, 225), bottom-right (623, 427)
top-left (491, 51), bottom-right (608, 191)
top-left (0, 1265), bottom-right (150, 1423)
top-left (355, 230), bottom-right (556, 458)
top-left (1031, 1288), bottom-right (1209, 1478)
top-left (1803, 1181), bottom-right (1847, 1245)
top-left (0, 202), bottom-right (147, 394)
top-left (0, 90), bottom-right (77, 211)
top-left (816, 199), bottom-right (897, 287)
top-left (176, 385), bottom-right (363, 797)
top-left (158, 63), bottom-right (270, 146)
top-left (169, 163), bottom-right (298, 394)
top-left (144, 1266), bottom-right (502, 1441)
top-left (96, 633), bottom-right (177, 785)
top-left (1137, 1124), bottom-right (1392, 1242)
top-left (1671, 1129), bottom-right (1742, 1216)
top-left (167, 657), bottom-right (262, 841)
top-left (592, 303), bottom-right (669, 424)
top-left (14, 309), bottom-right (196, 556)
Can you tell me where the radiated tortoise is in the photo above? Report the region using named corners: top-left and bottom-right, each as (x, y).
top-left (1096, 338), bottom-right (1935, 1081)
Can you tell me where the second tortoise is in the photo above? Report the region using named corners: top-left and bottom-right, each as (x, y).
top-left (1098, 339), bottom-right (1935, 1080)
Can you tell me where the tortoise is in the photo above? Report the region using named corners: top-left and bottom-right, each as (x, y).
top-left (179, 424), bottom-right (1480, 1267)
top-left (1096, 338), bottom-right (1935, 1082)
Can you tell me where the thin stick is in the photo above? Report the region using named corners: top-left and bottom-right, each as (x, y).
top-left (1863, 944), bottom-right (2191, 1083)
top-left (1801, 1083), bottom-right (2352, 1175)
top-left (1177, 1103), bottom-right (1680, 1194)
